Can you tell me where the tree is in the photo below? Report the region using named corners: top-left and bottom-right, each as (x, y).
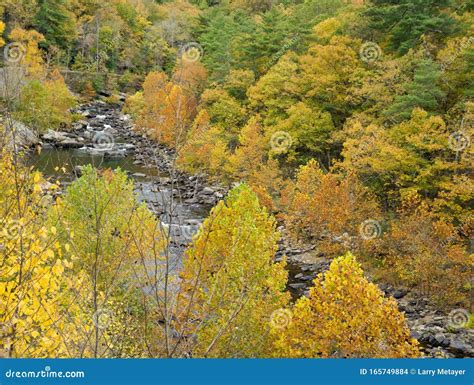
top-left (298, 35), bottom-right (365, 124)
top-left (0, 150), bottom-right (80, 357)
top-left (273, 101), bottom-right (335, 165)
top-left (199, 88), bottom-right (246, 146)
top-left (271, 253), bottom-right (420, 358)
top-left (381, 192), bottom-right (473, 307)
top-left (15, 72), bottom-right (76, 133)
top-left (7, 27), bottom-right (45, 78)
top-left (282, 159), bottom-right (380, 257)
top-left (34, 0), bottom-right (76, 48)
top-left (339, 108), bottom-right (471, 210)
top-left (48, 166), bottom-right (166, 357)
top-left (227, 117), bottom-right (267, 180)
top-left (248, 53), bottom-right (300, 126)
top-left (175, 184), bottom-right (289, 357)
top-left (0, 21), bottom-right (5, 46)
top-left (364, 0), bottom-right (458, 55)
top-left (135, 71), bottom-right (196, 147)
top-left (384, 59), bottom-right (445, 122)
top-left (223, 69), bottom-right (255, 101)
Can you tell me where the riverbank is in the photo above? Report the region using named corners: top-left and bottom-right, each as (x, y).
top-left (28, 100), bottom-right (473, 358)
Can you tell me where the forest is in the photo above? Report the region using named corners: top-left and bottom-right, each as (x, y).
top-left (0, 0), bottom-right (472, 359)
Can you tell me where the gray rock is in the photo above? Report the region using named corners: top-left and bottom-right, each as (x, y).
top-left (73, 166), bottom-right (84, 177)
top-left (4, 120), bottom-right (40, 149)
top-left (393, 290), bottom-right (407, 299)
top-left (201, 187), bottom-right (215, 195)
top-left (449, 338), bottom-right (472, 354)
top-left (289, 283), bottom-right (307, 290)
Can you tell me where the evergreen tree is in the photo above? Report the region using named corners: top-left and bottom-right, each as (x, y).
top-left (34, 0), bottom-right (76, 48)
top-left (384, 59), bottom-right (445, 122)
top-left (364, 0), bottom-right (458, 55)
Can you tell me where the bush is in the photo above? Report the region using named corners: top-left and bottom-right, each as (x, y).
top-left (14, 75), bottom-right (76, 133)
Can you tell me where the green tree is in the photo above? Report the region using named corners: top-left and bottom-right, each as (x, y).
top-left (384, 59), bottom-right (445, 122)
top-left (49, 166), bottom-right (165, 357)
top-left (34, 0), bottom-right (76, 48)
top-left (364, 0), bottom-right (458, 55)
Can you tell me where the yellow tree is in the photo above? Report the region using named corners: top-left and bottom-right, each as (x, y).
top-left (0, 150), bottom-right (81, 357)
top-left (15, 70), bottom-right (76, 132)
top-left (272, 253), bottom-right (420, 358)
top-left (283, 159), bottom-right (380, 256)
top-left (0, 21), bottom-right (5, 46)
top-left (177, 109), bottom-right (231, 180)
top-left (135, 71), bottom-right (196, 147)
top-left (175, 184), bottom-right (289, 357)
top-left (382, 191), bottom-right (473, 307)
top-left (7, 28), bottom-right (45, 78)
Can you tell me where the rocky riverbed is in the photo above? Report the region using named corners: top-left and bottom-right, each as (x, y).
top-left (28, 100), bottom-right (473, 359)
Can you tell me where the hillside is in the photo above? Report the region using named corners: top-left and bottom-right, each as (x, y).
top-left (0, 0), bottom-right (472, 359)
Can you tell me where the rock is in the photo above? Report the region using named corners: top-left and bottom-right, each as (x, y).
top-left (433, 333), bottom-right (446, 347)
top-left (3, 120), bottom-right (40, 149)
top-left (42, 130), bottom-right (70, 142)
top-left (73, 165), bottom-right (84, 177)
top-left (201, 187), bottom-right (215, 195)
top-left (393, 289), bottom-right (407, 299)
top-left (449, 338), bottom-right (473, 355)
top-left (289, 283), bottom-right (307, 290)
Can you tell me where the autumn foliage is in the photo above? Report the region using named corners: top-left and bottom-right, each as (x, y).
top-left (176, 185), bottom-right (289, 358)
top-left (282, 159), bottom-right (381, 256)
top-left (0, 151), bottom-right (78, 357)
top-left (271, 254), bottom-right (420, 358)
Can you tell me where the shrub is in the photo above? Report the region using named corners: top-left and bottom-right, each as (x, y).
top-left (14, 75), bottom-right (76, 133)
